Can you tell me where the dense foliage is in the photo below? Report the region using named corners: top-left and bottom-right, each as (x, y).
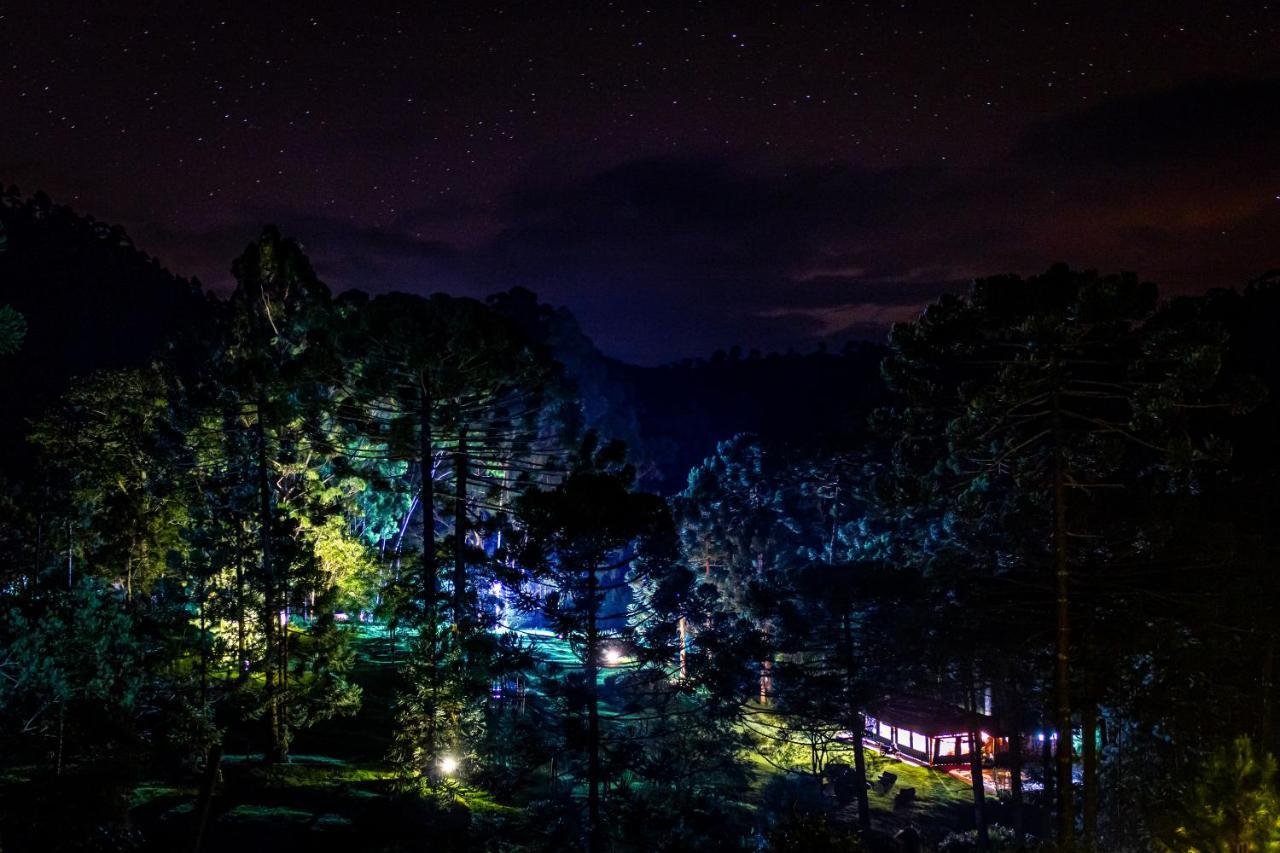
top-left (2, 198), bottom-right (1280, 852)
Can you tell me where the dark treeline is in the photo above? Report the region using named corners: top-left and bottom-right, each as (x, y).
top-left (2, 194), bottom-right (1280, 853)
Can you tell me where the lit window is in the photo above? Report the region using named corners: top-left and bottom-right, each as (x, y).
top-left (938, 738), bottom-right (957, 757)
top-left (879, 722), bottom-right (892, 739)
top-left (897, 728), bottom-right (913, 748)
top-left (911, 731), bottom-right (927, 752)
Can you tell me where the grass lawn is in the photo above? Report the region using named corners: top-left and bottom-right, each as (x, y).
top-left (861, 749), bottom-right (977, 834)
top-left (738, 710), bottom-right (978, 839)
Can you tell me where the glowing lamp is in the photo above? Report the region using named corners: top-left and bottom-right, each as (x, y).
top-left (439, 755), bottom-right (459, 775)
top-left (603, 647), bottom-right (623, 666)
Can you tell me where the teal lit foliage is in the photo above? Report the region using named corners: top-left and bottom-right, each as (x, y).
top-left (515, 434), bottom-right (757, 851)
top-left (0, 304), bottom-right (24, 356)
top-left (0, 577), bottom-right (211, 848)
top-left (0, 579), bottom-right (145, 758)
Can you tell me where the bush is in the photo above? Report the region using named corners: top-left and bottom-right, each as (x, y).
top-left (938, 824), bottom-right (1029, 853)
top-left (1153, 736), bottom-right (1280, 852)
top-left (767, 811), bottom-right (865, 852)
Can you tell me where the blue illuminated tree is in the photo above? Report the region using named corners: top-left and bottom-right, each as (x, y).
top-left (515, 434), bottom-right (718, 853)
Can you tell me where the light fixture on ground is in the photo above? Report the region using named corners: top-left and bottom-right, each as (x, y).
top-left (439, 755), bottom-right (459, 776)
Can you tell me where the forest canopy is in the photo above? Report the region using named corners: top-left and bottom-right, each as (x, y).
top-left (2, 194), bottom-right (1280, 853)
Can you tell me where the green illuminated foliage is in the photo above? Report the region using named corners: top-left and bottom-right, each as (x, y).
top-left (1156, 738), bottom-right (1280, 853)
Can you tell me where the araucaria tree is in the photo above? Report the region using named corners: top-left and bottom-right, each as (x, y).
top-left (880, 265), bottom-right (1248, 848)
top-left (336, 290), bottom-right (569, 785)
top-left (515, 435), bottom-right (748, 852)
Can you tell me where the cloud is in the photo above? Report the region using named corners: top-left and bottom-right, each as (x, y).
top-left (1013, 77), bottom-right (1280, 171)
top-left (134, 208), bottom-right (464, 297)
top-left (449, 157), bottom-right (969, 360)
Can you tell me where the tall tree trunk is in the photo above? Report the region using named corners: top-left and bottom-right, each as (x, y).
top-left (56, 703), bottom-right (65, 776)
top-left (967, 683), bottom-right (990, 852)
top-left (279, 570), bottom-right (290, 755)
top-left (851, 715), bottom-right (872, 830)
top-left (256, 402), bottom-right (284, 764)
top-left (1051, 391), bottom-right (1075, 847)
top-left (190, 741), bottom-right (223, 853)
top-left (1042, 726), bottom-right (1055, 814)
top-left (1007, 692), bottom-right (1026, 852)
top-left (420, 384), bottom-right (436, 630)
top-left (235, 541), bottom-right (246, 683)
top-left (199, 572), bottom-right (209, 707)
top-left (585, 561), bottom-right (602, 853)
top-left (452, 424), bottom-right (468, 628)
top-left (420, 382), bottom-right (439, 762)
top-left (968, 730), bottom-right (989, 852)
top-left (842, 612), bottom-right (871, 832)
top-left (1262, 628), bottom-right (1275, 753)
top-left (678, 615), bottom-right (688, 680)
top-left (1082, 687), bottom-right (1098, 849)
top-left (1010, 729), bottom-right (1025, 851)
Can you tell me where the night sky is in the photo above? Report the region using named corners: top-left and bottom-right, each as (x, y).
top-left (2, 2), bottom-right (1278, 364)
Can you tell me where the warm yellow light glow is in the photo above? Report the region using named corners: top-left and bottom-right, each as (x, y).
top-left (603, 647), bottom-right (623, 666)
top-left (439, 755), bottom-right (459, 775)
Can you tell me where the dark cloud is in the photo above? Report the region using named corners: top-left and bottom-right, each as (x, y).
top-left (1014, 77), bottom-right (1280, 170)
top-left (135, 210), bottom-right (463, 297)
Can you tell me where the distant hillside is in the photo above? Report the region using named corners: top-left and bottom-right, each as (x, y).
top-left (0, 193), bottom-right (887, 491)
top-left (0, 188), bottom-right (206, 473)
top-left (615, 345), bottom-right (887, 492)
top-left (489, 288), bottom-right (887, 492)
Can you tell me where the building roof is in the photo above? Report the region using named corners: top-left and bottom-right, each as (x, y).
top-left (868, 695), bottom-right (1000, 737)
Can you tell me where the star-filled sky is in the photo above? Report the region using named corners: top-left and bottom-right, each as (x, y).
top-left (2, 1), bottom-right (1278, 363)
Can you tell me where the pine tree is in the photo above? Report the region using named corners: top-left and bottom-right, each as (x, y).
top-left (515, 435), bottom-right (695, 853)
top-left (880, 266), bottom-right (1247, 847)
